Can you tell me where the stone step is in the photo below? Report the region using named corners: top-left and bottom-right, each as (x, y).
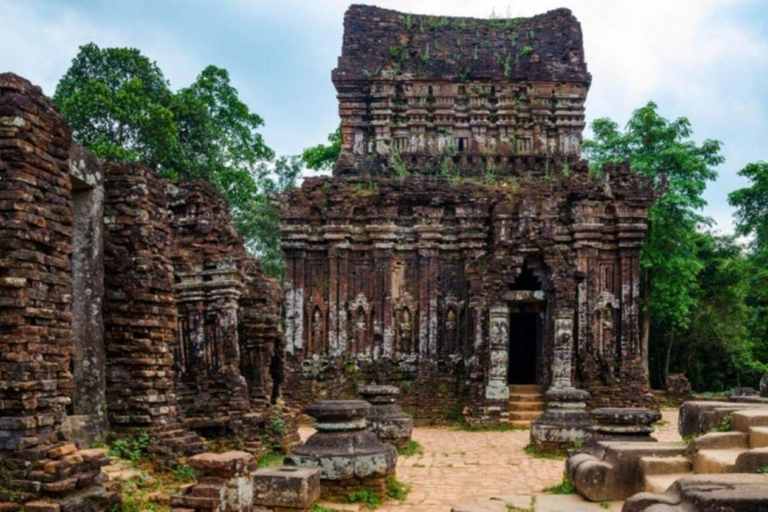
top-left (508, 401), bottom-right (546, 412)
top-left (639, 456), bottom-right (692, 476)
top-left (509, 393), bottom-right (545, 403)
top-left (509, 410), bottom-right (544, 421)
top-left (644, 473), bottom-right (691, 494)
top-left (750, 426), bottom-right (768, 448)
top-left (732, 409), bottom-right (768, 433)
top-left (692, 431), bottom-right (748, 451)
top-left (509, 384), bottom-right (544, 394)
top-left (693, 448), bottom-right (743, 474)
top-left (509, 420), bottom-right (533, 428)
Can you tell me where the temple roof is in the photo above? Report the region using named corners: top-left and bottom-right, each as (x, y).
top-left (333, 5), bottom-right (591, 85)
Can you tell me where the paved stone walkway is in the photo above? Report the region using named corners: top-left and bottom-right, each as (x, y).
top-left (311, 409), bottom-right (680, 512)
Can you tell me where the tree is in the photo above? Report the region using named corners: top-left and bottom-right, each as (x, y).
top-left (583, 102), bottom-right (723, 386)
top-left (302, 127), bottom-right (341, 171)
top-left (729, 162), bottom-right (768, 364)
top-left (55, 44), bottom-right (291, 278)
top-left (671, 232), bottom-right (762, 391)
top-left (54, 43), bottom-right (178, 167)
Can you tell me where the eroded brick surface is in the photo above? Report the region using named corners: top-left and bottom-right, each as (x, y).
top-left (280, 6), bottom-right (656, 425)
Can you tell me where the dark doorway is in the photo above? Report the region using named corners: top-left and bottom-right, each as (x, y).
top-left (508, 311), bottom-right (539, 384)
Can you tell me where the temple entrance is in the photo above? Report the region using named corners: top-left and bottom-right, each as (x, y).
top-left (508, 309), bottom-right (541, 384)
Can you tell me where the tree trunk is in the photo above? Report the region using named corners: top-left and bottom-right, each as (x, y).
top-left (664, 330), bottom-right (674, 387)
top-left (641, 268), bottom-right (651, 379)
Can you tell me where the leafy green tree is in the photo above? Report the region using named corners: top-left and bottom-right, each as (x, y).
top-left (55, 43), bottom-right (292, 278)
top-left (302, 127), bottom-right (341, 171)
top-left (583, 102), bottom-right (723, 385)
top-left (671, 232), bottom-right (762, 391)
top-left (729, 162), bottom-right (768, 364)
top-left (54, 43), bottom-right (178, 167)
top-left (234, 156), bottom-right (301, 278)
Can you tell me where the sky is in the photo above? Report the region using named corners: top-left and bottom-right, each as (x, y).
top-left (1, 0), bottom-right (766, 234)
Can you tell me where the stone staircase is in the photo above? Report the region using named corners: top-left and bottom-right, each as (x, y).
top-left (508, 384), bottom-right (545, 428)
top-left (638, 408), bottom-right (768, 494)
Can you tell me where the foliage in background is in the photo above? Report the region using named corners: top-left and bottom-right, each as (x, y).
top-left (584, 102), bottom-right (723, 387)
top-left (54, 43), bottom-right (296, 278)
top-left (729, 162), bottom-right (768, 369)
top-left (302, 128), bottom-right (342, 171)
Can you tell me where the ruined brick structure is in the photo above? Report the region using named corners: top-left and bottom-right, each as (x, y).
top-left (0, 73), bottom-right (117, 510)
top-left (166, 180), bottom-right (290, 451)
top-left (0, 73), bottom-right (294, 509)
top-left (280, 6), bottom-right (656, 425)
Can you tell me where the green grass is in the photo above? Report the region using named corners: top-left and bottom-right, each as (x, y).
top-left (257, 451), bottom-right (284, 468)
top-left (346, 488), bottom-right (383, 509)
top-left (523, 443), bottom-right (566, 460)
top-left (397, 440), bottom-right (424, 457)
top-left (543, 476), bottom-right (575, 494)
top-left (387, 477), bottom-right (411, 501)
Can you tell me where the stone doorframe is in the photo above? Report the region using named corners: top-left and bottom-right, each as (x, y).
top-left (485, 291), bottom-right (549, 401)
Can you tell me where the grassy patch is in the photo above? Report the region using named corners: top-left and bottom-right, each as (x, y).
top-left (346, 488), bottom-right (383, 509)
top-left (387, 477), bottom-right (411, 501)
top-left (257, 451), bottom-right (284, 468)
top-left (397, 440), bottom-right (424, 457)
top-left (310, 505), bottom-right (345, 512)
top-left (523, 443), bottom-right (565, 460)
top-left (543, 476), bottom-right (575, 495)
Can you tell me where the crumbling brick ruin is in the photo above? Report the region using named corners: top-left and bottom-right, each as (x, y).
top-left (280, 6), bottom-right (656, 425)
top-left (0, 73), bottom-right (295, 510)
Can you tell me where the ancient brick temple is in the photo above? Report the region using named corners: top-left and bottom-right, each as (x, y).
top-left (0, 73), bottom-right (294, 510)
top-left (280, 6), bottom-right (656, 424)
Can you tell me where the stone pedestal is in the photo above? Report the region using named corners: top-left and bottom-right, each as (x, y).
top-left (530, 387), bottom-right (593, 453)
top-left (253, 467), bottom-right (320, 511)
top-left (359, 385), bottom-right (413, 449)
top-left (588, 407), bottom-right (661, 444)
top-left (172, 451), bottom-right (257, 511)
top-left (285, 400), bottom-right (397, 500)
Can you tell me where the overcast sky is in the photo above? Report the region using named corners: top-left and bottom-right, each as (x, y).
top-left (1, 0), bottom-right (766, 233)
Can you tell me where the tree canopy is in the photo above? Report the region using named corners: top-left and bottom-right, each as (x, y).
top-left (55, 43), bottom-right (295, 278)
top-left (301, 127), bottom-right (341, 171)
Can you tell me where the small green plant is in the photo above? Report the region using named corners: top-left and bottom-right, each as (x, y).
top-left (386, 477), bottom-right (411, 501)
top-left (397, 440), bottom-right (424, 457)
top-left (421, 43), bottom-right (431, 63)
top-left (170, 464), bottom-right (197, 483)
top-left (600, 502), bottom-right (611, 509)
top-left (757, 466), bottom-right (768, 474)
top-left (270, 409), bottom-right (287, 436)
top-left (390, 150), bottom-right (410, 179)
top-left (714, 415), bottom-right (731, 432)
top-left (346, 488), bottom-right (383, 509)
top-left (109, 429), bottom-right (150, 464)
top-left (311, 505), bottom-right (345, 512)
top-left (257, 451), bottom-right (284, 468)
top-left (543, 475), bottom-right (575, 494)
top-left (572, 439), bottom-right (584, 450)
top-left (682, 434), bottom-right (698, 445)
top-left (524, 443), bottom-right (565, 460)
top-left (519, 45), bottom-right (534, 59)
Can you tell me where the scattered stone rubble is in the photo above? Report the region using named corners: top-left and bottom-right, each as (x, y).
top-left (285, 400), bottom-right (397, 500)
top-left (359, 384), bottom-right (413, 449)
top-left (567, 396), bottom-right (768, 507)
